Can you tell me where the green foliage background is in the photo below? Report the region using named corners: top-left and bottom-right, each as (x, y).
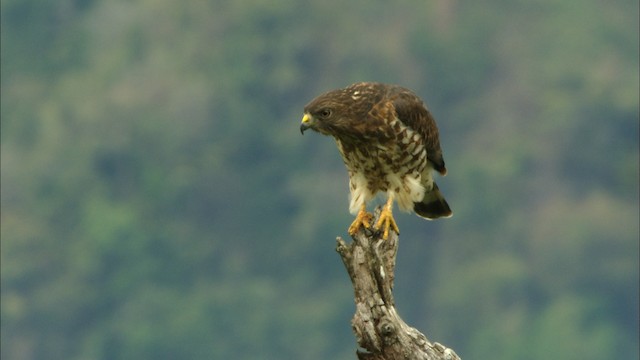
top-left (2, 0), bottom-right (638, 359)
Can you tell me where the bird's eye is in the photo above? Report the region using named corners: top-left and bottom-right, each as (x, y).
top-left (319, 109), bottom-right (332, 118)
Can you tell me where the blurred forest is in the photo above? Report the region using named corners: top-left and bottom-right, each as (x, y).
top-left (1, 0), bottom-right (638, 359)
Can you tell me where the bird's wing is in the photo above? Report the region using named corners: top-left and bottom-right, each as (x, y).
top-left (389, 88), bottom-right (447, 175)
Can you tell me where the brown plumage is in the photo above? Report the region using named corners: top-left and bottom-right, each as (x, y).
top-left (300, 82), bottom-right (452, 239)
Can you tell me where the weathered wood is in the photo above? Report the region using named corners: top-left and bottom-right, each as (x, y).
top-left (336, 207), bottom-right (461, 360)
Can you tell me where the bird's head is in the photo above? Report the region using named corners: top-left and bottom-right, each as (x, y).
top-left (300, 88), bottom-right (357, 137)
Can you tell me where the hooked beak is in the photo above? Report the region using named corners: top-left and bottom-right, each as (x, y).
top-left (300, 113), bottom-right (312, 135)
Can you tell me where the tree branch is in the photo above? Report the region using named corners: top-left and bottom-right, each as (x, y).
top-left (336, 207), bottom-right (461, 360)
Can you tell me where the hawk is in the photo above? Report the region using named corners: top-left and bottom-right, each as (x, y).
top-left (300, 82), bottom-right (452, 239)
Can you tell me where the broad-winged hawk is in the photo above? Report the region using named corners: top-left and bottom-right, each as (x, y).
top-left (300, 82), bottom-right (452, 239)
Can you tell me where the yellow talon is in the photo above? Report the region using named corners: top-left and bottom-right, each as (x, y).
top-left (375, 197), bottom-right (400, 240)
top-left (348, 204), bottom-right (373, 236)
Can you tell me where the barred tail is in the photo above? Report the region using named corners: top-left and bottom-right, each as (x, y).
top-left (413, 182), bottom-right (452, 219)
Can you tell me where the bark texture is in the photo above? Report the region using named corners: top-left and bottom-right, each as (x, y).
top-left (336, 208), bottom-right (461, 360)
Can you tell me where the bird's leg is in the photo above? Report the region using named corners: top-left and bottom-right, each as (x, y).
top-left (348, 204), bottom-right (373, 236)
top-left (375, 195), bottom-right (400, 240)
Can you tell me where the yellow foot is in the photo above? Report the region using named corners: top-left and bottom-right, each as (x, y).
top-left (348, 205), bottom-right (373, 236)
top-left (375, 206), bottom-right (400, 240)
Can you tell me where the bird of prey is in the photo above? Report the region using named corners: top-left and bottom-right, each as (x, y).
top-left (300, 82), bottom-right (452, 239)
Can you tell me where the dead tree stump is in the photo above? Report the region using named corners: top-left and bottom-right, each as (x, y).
top-left (336, 207), bottom-right (461, 360)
